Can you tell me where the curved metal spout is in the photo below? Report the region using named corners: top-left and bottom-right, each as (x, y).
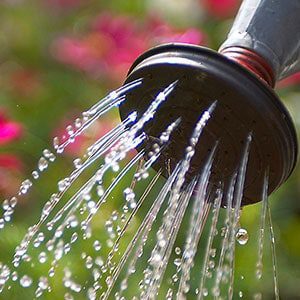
top-left (220, 0), bottom-right (300, 81)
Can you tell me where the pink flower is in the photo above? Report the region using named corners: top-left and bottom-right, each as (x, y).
top-left (52, 37), bottom-right (103, 74)
top-left (156, 28), bottom-right (206, 45)
top-left (202, 0), bottom-right (240, 19)
top-left (0, 112), bottom-right (23, 145)
top-left (0, 154), bottom-right (23, 172)
top-left (0, 154), bottom-right (23, 197)
top-left (52, 12), bottom-right (206, 83)
top-left (277, 72), bottom-right (300, 89)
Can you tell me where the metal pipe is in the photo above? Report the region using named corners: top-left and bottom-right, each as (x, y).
top-left (220, 0), bottom-right (300, 81)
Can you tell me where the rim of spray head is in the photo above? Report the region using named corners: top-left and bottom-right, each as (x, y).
top-left (119, 43), bottom-right (297, 206)
top-left (119, 0), bottom-right (299, 206)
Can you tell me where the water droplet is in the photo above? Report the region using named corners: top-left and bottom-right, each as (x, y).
top-left (174, 258), bottom-right (181, 267)
top-left (73, 158), bottom-right (82, 169)
top-left (38, 252), bottom-right (47, 264)
top-left (49, 153), bottom-right (56, 162)
top-left (2, 199), bottom-right (9, 210)
top-left (87, 201), bottom-right (97, 214)
top-left (208, 260), bottom-right (215, 269)
top-left (70, 232), bottom-right (78, 244)
top-left (49, 267), bottom-right (55, 277)
top-left (75, 118), bottom-right (82, 129)
top-left (20, 179), bottom-right (33, 194)
top-left (111, 163), bottom-right (120, 172)
top-left (236, 228), bottom-right (249, 245)
top-left (11, 271), bottom-right (18, 281)
top-left (106, 239), bottom-right (113, 248)
top-left (82, 111), bottom-right (89, 121)
top-left (87, 287), bottom-right (96, 300)
top-left (97, 185), bottom-right (104, 197)
top-left (203, 288), bottom-right (208, 296)
top-left (66, 125), bottom-right (74, 135)
top-left (32, 171), bottom-right (39, 179)
top-left (58, 178), bottom-right (70, 192)
top-left (95, 257), bottom-right (104, 267)
top-left (35, 287), bottom-right (43, 298)
top-left (210, 248), bottom-right (216, 257)
top-left (105, 220), bottom-right (114, 234)
top-left (20, 275), bottom-right (32, 288)
top-left (38, 276), bottom-right (49, 290)
top-left (160, 132), bottom-right (169, 143)
top-left (43, 149), bottom-right (52, 158)
top-left (123, 188), bottom-right (135, 202)
top-left (105, 276), bottom-right (112, 287)
top-left (53, 137), bottom-right (59, 149)
top-left (141, 171), bottom-right (149, 179)
top-left (93, 240), bottom-right (101, 251)
top-left (38, 157), bottom-right (48, 172)
top-left (67, 215), bottom-right (78, 228)
top-left (129, 200), bottom-right (137, 209)
top-left (111, 211), bottom-right (118, 221)
top-left (86, 256), bottom-right (93, 269)
top-left (64, 293), bottom-right (74, 300)
top-left (71, 282), bottom-right (81, 293)
top-left (175, 247), bottom-right (181, 255)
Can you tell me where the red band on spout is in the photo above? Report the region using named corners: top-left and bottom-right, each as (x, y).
top-left (220, 47), bottom-right (275, 88)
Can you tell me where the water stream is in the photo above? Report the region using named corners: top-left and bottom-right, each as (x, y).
top-left (0, 80), bottom-right (280, 299)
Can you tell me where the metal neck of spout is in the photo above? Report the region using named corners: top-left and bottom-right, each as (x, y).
top-left (220, 47), bottom-right (275, 88)
top-left (220, 0), bottom-right (300, 81)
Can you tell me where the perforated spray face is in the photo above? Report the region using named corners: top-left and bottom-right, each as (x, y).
top-left (119, 44), bottom-right (297, 205)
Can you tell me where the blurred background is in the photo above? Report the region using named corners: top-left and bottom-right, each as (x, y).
top-left (0, 0), bottom-right (300, 299)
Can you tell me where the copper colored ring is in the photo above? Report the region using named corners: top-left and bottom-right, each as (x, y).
top-left (220, 47), bottom-right (275, 88)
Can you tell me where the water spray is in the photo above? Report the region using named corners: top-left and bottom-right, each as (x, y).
top-left (1, 1), bottom-right (300, 298)
top-left (120, 0), bottom-right (299, 205)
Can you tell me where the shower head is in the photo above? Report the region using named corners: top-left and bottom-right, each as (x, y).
top-left (119, 43), bottom-right (297, 205)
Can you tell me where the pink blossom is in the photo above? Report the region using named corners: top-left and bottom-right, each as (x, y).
top-left (277, 72), bottom-right (300, 89)
top-left (52, 37), bottom-right (104, 74)
top-left (157, 28), bottom-right (206, 45)
top-left (52, 12), bottom-right (205, 83)
top-left (202, 0), bottom-right (240, 19)
top-left (0, 154), bottom-right (23, 171)
top-left (0, 154), bottom-right (23, 196)
top-left (0, 112), bottom-right (23, 145)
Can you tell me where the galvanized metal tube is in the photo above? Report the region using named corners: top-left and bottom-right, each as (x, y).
top-left (220, 0), bottom-right (300, 80)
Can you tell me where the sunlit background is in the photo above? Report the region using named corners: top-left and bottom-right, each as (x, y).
top-left (0, 0), bottom-right (300, 299)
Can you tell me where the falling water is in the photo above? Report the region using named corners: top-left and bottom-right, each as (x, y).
top-left (0, 78), bottom-right (281, 299)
